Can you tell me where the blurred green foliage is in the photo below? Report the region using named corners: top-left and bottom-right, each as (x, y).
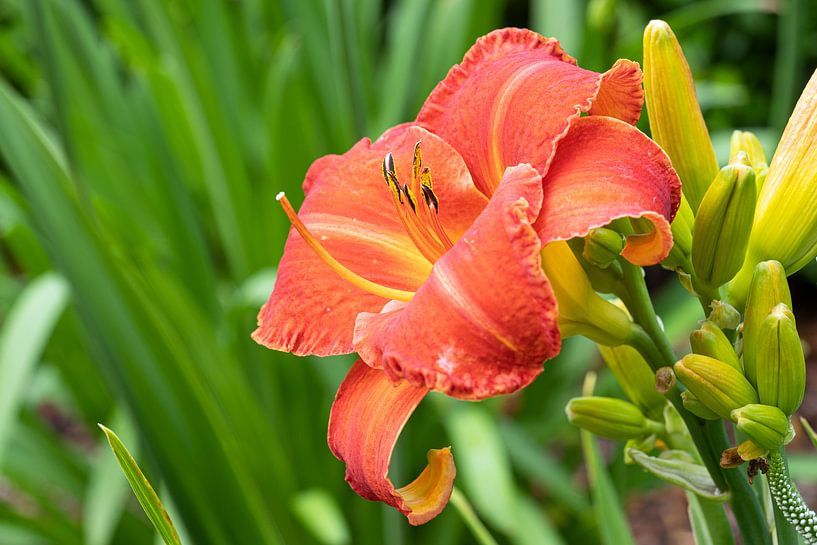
top-left (0, 0), bottom-right (815, 544)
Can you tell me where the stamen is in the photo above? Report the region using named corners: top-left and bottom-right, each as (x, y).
top-left (276, 192), bottom-right (414, 302)
top-left (379, 144), bottom-right (455, 262)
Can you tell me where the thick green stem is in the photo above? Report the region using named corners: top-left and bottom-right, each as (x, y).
top-left (620, 259), bottom-right (771, 544)
top-left (704, 421), bottom-right (772, 545)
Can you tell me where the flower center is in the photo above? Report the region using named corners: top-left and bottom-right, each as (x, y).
top-left (381, 141), bottom-right (453, 263)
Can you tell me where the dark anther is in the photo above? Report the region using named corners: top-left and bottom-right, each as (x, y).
top-left (747, 458), bottom-right (768, 485)
top-left (421, 185), bottom-right (439, 211)
top-left (403, 184), bottom-right (417, 212)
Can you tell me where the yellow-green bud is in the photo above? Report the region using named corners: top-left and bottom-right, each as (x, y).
top-left (567, 238), bottom-right (624, 295)
top-left (708, 300), bottom-right (741, 330)
top-left (742, 260), bottom-right (792, 386)
top-left (732, 404), bottom-right (794, 451)
top-left (756, 304), bottom-right (806, 415)
top-left (662, 195), bottom-right (694, 271)
top-left (744, 69), bottom-right (817, 275)
top-left (541, 241), bottom-right (632, 346)
top-left (681, 390), bottom-right (720, 420)
top-left (583, 228), bottom-right (625, 269)
top-left (643, 20), bottom-right (719, 213)
top-left (674, 354), bottom-right (758, 420)
top-left (730, 130), bottom-right (768, 192)
top-left (566, 397), bottom-right (659, 440)
top-left (599, 345), bottom-right (666, 420)
top-left (689, 320), bottom-right (741, 371)
top-left (692, 163), bottom-right (756, 288)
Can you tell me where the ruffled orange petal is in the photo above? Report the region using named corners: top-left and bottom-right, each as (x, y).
top-left (327, 361), bottom-right (455, 525)
top-left (354, 164), bottom-right (560, 400)
top-left (416, 28), bottom-right (643, 196)
top-left (535, 116), bottom-right (681, 265)
top-left (253, 127), bottom-right (485, 356)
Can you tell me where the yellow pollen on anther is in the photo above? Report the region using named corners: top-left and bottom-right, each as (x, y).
top-left (277, 193), bottom-right (415, 302)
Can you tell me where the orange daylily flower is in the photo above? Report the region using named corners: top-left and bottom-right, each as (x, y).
top-left (253, 28), bottom-right (680, 524)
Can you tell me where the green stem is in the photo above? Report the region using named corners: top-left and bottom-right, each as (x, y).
top-left (449, 487), bottom-right (499, 545)
top-left (767, 450), bottom-right (817, 544)
top-left (704, 421), bottom-right (772, 545)
top-left (620, 259), bottom-right (772, 544)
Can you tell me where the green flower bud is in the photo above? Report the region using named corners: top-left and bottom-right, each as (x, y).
top-left (567, 238), bottom-right (624, 295)
top-left (681, 390), bottom-right (720, 420)
top-left (583, 228), bottom-right (625, 269)
top-left (599, 345), bottom-right (666, 420)
top-left (566, 397), bottom-right (659, 440)
top-left (692, 163), bottom-right (756, 288)
top-left (756, 304), bottom-right (806, 415)
top-left (662, 195), bottom-right (694, 271)
top-left (643, 20), bottom-right (719, 213)
top-left (708, 300), bottom-right (741, 330)
top-left (674, 354), bottom-right (758, 420)
top-left (732, 404), bottom-right (795, 451)
top-left (690, 320), bottom-right (741, 371)
top-left (742, 260), bottom-right (792, 386)
top-left (730, 131), bottom-right (769, 190)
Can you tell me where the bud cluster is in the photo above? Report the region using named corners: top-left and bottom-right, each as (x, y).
top-left (673, 261), bottom-right (804, 460)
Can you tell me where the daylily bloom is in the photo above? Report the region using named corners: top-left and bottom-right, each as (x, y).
top-left (253, 28), bottom-right (680, 524)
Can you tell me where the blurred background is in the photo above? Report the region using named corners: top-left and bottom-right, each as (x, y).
top-left (1, 0), bottom-right (817, 544)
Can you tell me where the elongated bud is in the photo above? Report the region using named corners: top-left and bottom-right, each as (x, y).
top-left (599, 345), bottom-right (666, 420)
top-left (674, 354), bottom-right (758, 420)
top-left (566, 397), bottom-right (660, 440)
top-left (692, 163), bottom-right (756, 288)
top-left (732, 404), bottom-right (794, 451)
top-left (756, 304), bottom-right (806, 415)
top-left (742, 261), bottom-right (792, 386)
top-left (707, 300), bottom-right (741, 330)
top-left (583, 228), bottom-right (625, 269)
top-left (690, 320), bottom-right (741, 371)
top-left (745, 69), bottom-right (817, 276)
top-left (730, 130), bottom-right (768, 184)
top-left (681, 390), bottom-right (720, 420)
top-left (541, 241), bottom-right (632, 346)
top-left (643, 20), bottom-right (719, 213)
top-left (662, 195), bottom-right (694, 271)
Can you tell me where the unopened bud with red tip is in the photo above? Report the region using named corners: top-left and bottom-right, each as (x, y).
top-left (566, 397), bottom-right (662, 440)
top-left (756, 303), bottom-right (806, 416)
top-left (690, 320), bottom-right (741, 371)
top-left (583, 228), bottom-right (625, 269)
top-left (643, 20), bottom-right (719, 212)
top-left (692, 161), bottom-right (756, 289)
top-left (742, 260), bottom-right (792, 386)
top-left (732, 404), bottom-right (794, 451)
top-left (674, 354), bottom-right (758, 420)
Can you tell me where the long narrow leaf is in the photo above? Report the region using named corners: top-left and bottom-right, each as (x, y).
top-left (99, 425), bottom-right (182, 545)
